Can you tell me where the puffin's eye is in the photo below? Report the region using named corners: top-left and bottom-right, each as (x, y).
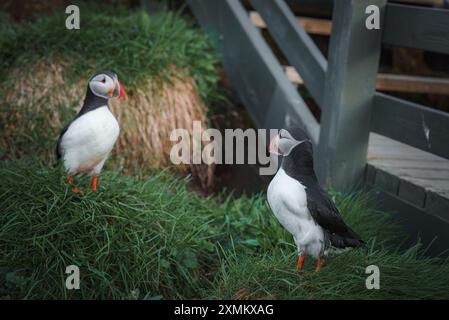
top-left (101, 77), bottom-right (106, 83)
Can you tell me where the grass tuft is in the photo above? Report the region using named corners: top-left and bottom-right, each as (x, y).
top-left (0, 2), bottom-right (221, 103)
top-left (1, 161), bottom-right (448, 299)
top-left (0, 5), bottom-right (218, 183)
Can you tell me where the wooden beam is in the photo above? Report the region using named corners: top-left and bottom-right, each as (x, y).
top-left (250, 11), bottom-right (332, 36)
top-left (371, 93), bottom-right (449, 159)
top-left (316, 0), bottom-right (386, 191)
top-left (285, 65), bottom-right (449, 95)
top-left (376, 74), bottom-right (449, 95)
top-left (383, 4), bottom-right (449, 55)
top-left (187, 0), bottom-right (320, 144)
top-left (250, 0), bottom-right (327, 107)
top-left (392, 0), bottom-right (445, 6)
top-left (253, 3), bottom-right (449, 57)
top-left (365, 178), bottom-right (449, 257)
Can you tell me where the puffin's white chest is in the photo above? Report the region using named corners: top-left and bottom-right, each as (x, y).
top-left (267, 168), bottom-right (325, 258)
top-left (60, 106), bottom-right (119, 174)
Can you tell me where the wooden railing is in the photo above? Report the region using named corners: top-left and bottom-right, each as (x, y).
top-left (372, 3), bottom-right (449, 160)
top-left (188, 0), bottom-right (449, 191)
top-left (187, 0), bottom-right (320, 145)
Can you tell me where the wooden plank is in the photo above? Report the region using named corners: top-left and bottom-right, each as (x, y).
top-left (250, 11), bottom-right (332, 36)
top-left (285, 65), bottom-right (449, 95)
top-left (250, 0), bottom-right (327, 107)
top-left (284, 0), bottom-right (333, 16)
top-left (375, 168), bottom-right (400, 194)
top-left (316, 0), bottom-right (386, 191)
top-left (426, 191), bottom-right (449, 223)
top-left (376, 74), bottom-right (449, 95)
top-left (392, 0), bottom-right (445, 6)
top-left (365, 164), bottom-right (377, 184)
top-left (398, 179), bottom-right (426, 207)
top-left (371, 93), bottom-right (449, 159)
top-left (383, 4), bottom-right (449, 55)
top-left (366, 184), bottom-right (449, 257)
top-left (375, 166), bottom-right (449, 180)
top-left (368, 133), bottom-right (449, 216)
top-left (187, 0), bottom-right (319, 144)
top-left (406, 177), bottom-right (449, 196)
top-left (369, 158), bottom-right (449, 169)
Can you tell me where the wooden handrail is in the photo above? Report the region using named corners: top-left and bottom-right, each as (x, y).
top-left (187, 0), bottom-right (320, 145)
top-left (254, 9), bottom-right (449, 96)
top-left (372, 93), bottom-right (449, 159)
top-left (250, 0), bottom-right (327, 108)
top-left (284, 66), bottom-right (449, 95)
top-left (384, 4), bottom-right (449, 55)
top-left (392, 0), bottom-right (445, 6)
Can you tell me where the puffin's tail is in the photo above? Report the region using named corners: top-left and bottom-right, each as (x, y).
top-left (329, 227), bottom-right (365, 249)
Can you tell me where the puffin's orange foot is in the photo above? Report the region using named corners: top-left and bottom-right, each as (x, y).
top-left (315, 259), bottom-right (323, 272)
top-left (71, 188), bottom-right (84, 193)
top-left (67, 176), bottom-right (73, 184)
top-left (91, 176), bottom-right (99, 191)
top-left (296, 255), bottom-right (305, 273)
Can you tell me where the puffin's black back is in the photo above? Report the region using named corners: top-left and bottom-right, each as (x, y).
top-left (280, 127), bottom-right (364, 249)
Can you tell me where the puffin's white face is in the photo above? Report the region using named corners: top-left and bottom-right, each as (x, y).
top-left (269, 129), bottom-right (309, 156)
top-left (89, 73), bottom-right (126, 99)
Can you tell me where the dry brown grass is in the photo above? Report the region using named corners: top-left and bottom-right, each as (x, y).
top-left (0, 61), bottom-right (214, 188)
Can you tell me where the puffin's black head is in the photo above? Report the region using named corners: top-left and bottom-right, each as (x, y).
top-left (269, 127), bottom-right (315, 178)
top-left (88, 71), bottom-right (127, 100)
top-left (269, 127), bottom-right (312, 157)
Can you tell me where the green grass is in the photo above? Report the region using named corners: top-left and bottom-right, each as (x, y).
top-left (1, 161), bottom-right (448, 299)
top-left (0, 2), bottom-right (221, 103)
top-left (0, 3), bottom-right (223, 168)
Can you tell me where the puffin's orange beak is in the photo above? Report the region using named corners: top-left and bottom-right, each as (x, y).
top-left (269, 134), bottom-right (280, 155)
top-left (118, 80), bottom-right (127, 100)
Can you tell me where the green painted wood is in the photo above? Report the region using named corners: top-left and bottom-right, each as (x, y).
top-left (383, 4), bottom-right (449, 54)
top-left (316, 0), bottom-right (386, 191)
top-left (365, 164), bottom-right (377, 185)
top-left (368, 132), bottom-right (449, 209)
top-left (284, 0), bottom-right (333, 16)
top-left (426, 191), bottom-right (449, 223)
top-left (187, 0), bottom-right (319, 144)
top-left (371, 93), bottom-right (449, 160)
top-left (398, 179), bottom-right (426, 208)
top-left (250, 0), bottom-right (327, 107)
top-left (366, 183), bottom-right (449, 257)
top-left (375, 168), bottom-right (400, 194)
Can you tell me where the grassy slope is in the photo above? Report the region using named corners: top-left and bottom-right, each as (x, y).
top-left (0, 3), bottom-right (221, 104)
top-left (0, 4), bottom-right (221, 173)
top-left (1, 162), bottom-right (448, 299)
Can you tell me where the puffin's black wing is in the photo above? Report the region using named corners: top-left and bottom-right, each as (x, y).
top-left (306, 185), bottom-right (364, 248)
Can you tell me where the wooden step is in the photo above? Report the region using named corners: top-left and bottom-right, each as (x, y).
top-left (367, 133), bottom-right (449, 223)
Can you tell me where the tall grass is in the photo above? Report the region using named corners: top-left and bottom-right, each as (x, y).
top-left (0, 2), bottom-right (221, 103)
top-left (1, 161), bottom-right (448, 299)
top-left (0, 4), bottom-right (218, 183)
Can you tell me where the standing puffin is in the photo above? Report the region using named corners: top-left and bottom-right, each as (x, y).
top-left (267, 127), bottom-right (364, 272)
top-left (56, 71), bottom-right (126, 192)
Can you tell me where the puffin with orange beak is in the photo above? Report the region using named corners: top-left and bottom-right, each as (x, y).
top-left (267, 127), bottom-right (364, 272)
top-left (56, 71), bottom-right (127, 192)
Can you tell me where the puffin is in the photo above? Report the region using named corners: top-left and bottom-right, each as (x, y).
top-left (267, 127), bottom-right (364, 272)
top-left (56, 71), bottom-right (126, 192)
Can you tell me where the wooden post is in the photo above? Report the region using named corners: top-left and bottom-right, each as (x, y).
top-left (316, 0), bottom-right (386, 191)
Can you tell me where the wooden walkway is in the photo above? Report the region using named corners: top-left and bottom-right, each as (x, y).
top-left (188, 0), bottom-right (449, 254)
top-left (367, 133), bottom-right (449, 223)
